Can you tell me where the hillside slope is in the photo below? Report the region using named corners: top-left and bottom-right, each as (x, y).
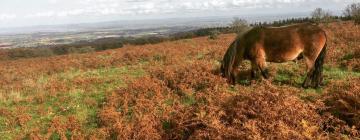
top-left (0, 21), bottom-right (359, 139)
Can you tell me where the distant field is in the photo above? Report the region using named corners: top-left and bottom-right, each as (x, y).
top-left (0, 21), bottom-right (359, 139)
top-left (0, 26), bottom-right (199, 48)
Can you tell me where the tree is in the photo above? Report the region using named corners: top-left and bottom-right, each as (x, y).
top-left (230, 18), bottom-right (249, 34)
top-left (311, 8), bottom-right (332, 23)
top-left (344, 3), bottom-right (360, 24)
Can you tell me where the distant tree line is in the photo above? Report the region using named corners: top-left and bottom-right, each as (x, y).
top-left (250, 16), bottom-right (343, 27)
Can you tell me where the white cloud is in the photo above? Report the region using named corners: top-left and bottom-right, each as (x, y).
top-left (49, 0), bottom-right (59, 4)
top-left (2, 0), bottom-right (359, 26)
top-left (26, 11), bottom-right (54, 18)
top-left (24, 0), bottom-right (360, 19)
top-left (0, 14), bottom-right (16, 21)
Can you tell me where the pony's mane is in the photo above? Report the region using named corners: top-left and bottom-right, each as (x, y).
top-left (221, 38), bottom-right (238, 79)
top-left (221, 28), bottom-right (253, 78)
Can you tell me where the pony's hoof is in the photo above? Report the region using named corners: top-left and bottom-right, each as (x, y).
top-left (302, 83), bottom-right (310, 89)
top-left (228, 79), bottom-right (236, 85)
top-left (312, 83), bottom-right (322, 89)
top-left (263, 75), bottom-right (270, 79)
top-left (302, 86), bottom-right (309, 89)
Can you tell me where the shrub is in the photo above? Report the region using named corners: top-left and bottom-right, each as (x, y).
top-left (8, 48), bottom-right (32, 59)
top-left (7, 47), bottom-right (53, 59)
top-left (230, 18), bottom-right (249, 34)
top-left (344, 3), bottom-right (360, 25)
top-left (311, 8), bottom-right (333, 23)
top-left (51, 46), bottom-right (69, 55)
top-left (321, 79), bottom-right (360, 136)
top-left (68, 46), bottom-right (95, 54)
top-left (208, 30), bottom-right (220, 40)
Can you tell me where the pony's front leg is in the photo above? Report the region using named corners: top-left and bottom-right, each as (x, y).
top-left (229, 58), bottom-right (243, 85)
top-left (230, 71), bottom-right (236, 85)
top-left (259, 66), bottom-right (269, 79)
top-left (251, 47), bottom-right (269, 79)
top-left (251, 63), bottom-right (259, 79)
top-left (251, 70), bottom-right (257, 79)
top-left (226, 67), bottom-right (237, 85)
top-left (252, 60), bottom-right (269, 79)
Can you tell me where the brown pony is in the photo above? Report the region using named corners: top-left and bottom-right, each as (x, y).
top-left (221, 23), bottom-right (327, 88)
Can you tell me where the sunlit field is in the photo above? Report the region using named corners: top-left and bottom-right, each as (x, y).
top-left (0, 21), bottom-right (359, 139)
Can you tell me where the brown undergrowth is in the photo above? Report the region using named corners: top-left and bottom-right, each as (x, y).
top-left (99, 62), bottom-right (359, 139)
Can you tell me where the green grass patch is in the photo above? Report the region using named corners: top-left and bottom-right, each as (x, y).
top-left (0, 116), bottom-right (11, 139)
top-left (162, 120), bottom-right (173, 132)
top-left (272, 62), bottom-right (304, 86)
top-left (238, 79), bottom-right (251, 85)
top-left (181, 94), bottom-right (197, 106)
top-left (341, 53), bottom-right (355, 60)
top-left (274, 68), bottom-right (304, 86)
top-left (299, 88), bottom-right (323, 102)
top-left (164, 99), bottom-right (174, 106)
top-left (298, 66), bottom-right (360, 102)
top-left (0, 66), bottom-right (146, 139)
top-left (272, 65), bottom-right (360, 86)
top-left (274, 71), bottom-right (291, 83)
top-left (196, 53), bottom-right (205, 60)
top-left (323, 66), bottom-right (360, 83)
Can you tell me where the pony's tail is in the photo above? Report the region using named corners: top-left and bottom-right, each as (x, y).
top-left (312, 43), bottom-right (326, 87)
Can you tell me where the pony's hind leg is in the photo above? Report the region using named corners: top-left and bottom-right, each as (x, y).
top-left (302, 70), bottom-right (314, 88)
top-left (302, 44), bottom-right (326, 88)
top-left (311, 46), bottom-right (326, 88)
top-left (302, 57), bottom-right (315, 88)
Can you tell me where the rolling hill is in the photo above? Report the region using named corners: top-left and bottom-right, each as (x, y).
top-left (0, 21), bottom-right (359, 139)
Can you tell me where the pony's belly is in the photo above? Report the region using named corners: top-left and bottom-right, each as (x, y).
top-left (284, 52), bottom-right (302, 61)
top-left (267, 48), bottom-right (303, 63)
top-left (268, 58), bottom-right (289, 63)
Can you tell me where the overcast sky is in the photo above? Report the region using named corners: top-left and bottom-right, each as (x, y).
top-left (0, 0), bottom-right (359, 28)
